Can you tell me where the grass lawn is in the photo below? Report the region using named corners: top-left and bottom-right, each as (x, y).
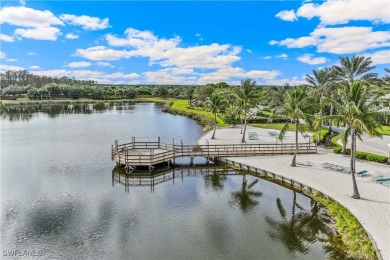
top-left (171, 100), bottom-right (227, 126)
top-left (378, 125), bottom-right (390, 135)
top-left (249, 123), bottom-right (314, 132)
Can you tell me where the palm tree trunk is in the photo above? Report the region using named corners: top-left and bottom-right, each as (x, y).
top-left (342, 123), bottom-right (349, 154)
top-left (291, 119), bottom-right (298, 167)
top-left (242, 101), bottom-right (246, 143)
top-left (212, 113), bottom-right (217, 139)
top-left (329, 94), bottom-right (334, 133)
top-left (350, 129), bottom-right (360, 199)
top-left (317, 101), bottom-right (322, 146)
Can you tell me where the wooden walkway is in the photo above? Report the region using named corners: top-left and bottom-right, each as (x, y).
top-left (112, 137), bottom-right (317, 171)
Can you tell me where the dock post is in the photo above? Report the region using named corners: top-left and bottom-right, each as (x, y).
top-left (190, 157), bottom-right (194, 166)
top-left (172, 139), bottom-right (176, 165)
top-left (158, 136), bottom-right (161, 149)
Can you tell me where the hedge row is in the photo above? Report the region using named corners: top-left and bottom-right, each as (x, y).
top-left (246, 117), bottom-right (289, 124)
top-left (331, 134), bottom-right (388, 164)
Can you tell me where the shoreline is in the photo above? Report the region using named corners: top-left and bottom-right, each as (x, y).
top-left (198, 126), bottom-right (390, 260)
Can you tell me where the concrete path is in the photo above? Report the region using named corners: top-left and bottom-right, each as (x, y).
top-left (333, 126), bottom-right (390, 157)
top-left (199, 126), bottom-right (390, 260)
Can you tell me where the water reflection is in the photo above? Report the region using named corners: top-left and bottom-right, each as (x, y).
top-left (230, 174), bottom-right (263, 213)
top-left (266, 191), bottom-right (348, 258)
top-left (112, 166), bottom-right (232, 193)
top-left (0, 103), bottom-right (130, 121)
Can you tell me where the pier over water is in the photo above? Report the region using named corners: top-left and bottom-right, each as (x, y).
top-left (111, 137), bottom-right (317, 172)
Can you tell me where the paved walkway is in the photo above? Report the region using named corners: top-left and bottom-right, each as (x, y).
top-left (199, 126), bottom-right (390, 260)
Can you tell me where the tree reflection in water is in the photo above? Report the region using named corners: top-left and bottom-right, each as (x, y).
top-left (266, 191), bottom-right (349, 258)
top-left (203, 168), bottom-right (228, 192)
top-left (230, 174), bottom-right (262, 213)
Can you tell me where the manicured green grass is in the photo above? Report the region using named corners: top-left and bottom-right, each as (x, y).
top-left (249, 123), bottom-right (314, 132)
top-left (377, 125), bottom-right (390, 136)
top-left (170, 100), bottom-right (227, 126)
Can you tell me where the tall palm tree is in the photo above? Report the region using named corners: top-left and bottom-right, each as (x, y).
top-left (205, 92), bottom-right (227, 139)
top-left (278, 87), bottom-right (316, 166)
top-left (236, 79), bottom-right (261, 142)
top-left (328, 81), bottom-right (386, 199)
top-left (332, 56), bottom-right (378, 85)
top-left (306, 68), bottom-right (333, 145)
top-left (230, 175), bottom-right (262, 213)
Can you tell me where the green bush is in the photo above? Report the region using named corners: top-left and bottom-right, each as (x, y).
top-left (313, 129), bottom-right (329, 143)
top-left (366, 154), bottom-right (388, 163)
top-left (333, 146), bottom-right (342, 153)
top-left (355, 151), bottom-right (369, 160)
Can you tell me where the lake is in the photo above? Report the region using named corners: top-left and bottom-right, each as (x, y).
top-left (1, 103), bottom-right (347, 259)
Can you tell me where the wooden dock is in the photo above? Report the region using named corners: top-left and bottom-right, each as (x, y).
top-left (112, 137), bottom-right (317, 172)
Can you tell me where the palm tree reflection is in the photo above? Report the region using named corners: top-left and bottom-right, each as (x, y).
top-left (204, 168), bottom-right (227, 192)
top-left (266, 191), bottom-right (348, 258)
top-left (230, 174), bottom-right (262, 213)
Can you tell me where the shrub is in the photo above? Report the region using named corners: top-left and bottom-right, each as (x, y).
top-left (313, 129), bottom-right (329, 143)
top-left (355, 151), bottom-right (369, 160)
top-left (333, 146), bottom-right (342, 153)
top-left (366, 154), bottom-right (388, 163)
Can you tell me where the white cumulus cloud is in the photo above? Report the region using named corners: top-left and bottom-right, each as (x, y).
top-left (60, 14), bottom-right (109, 30)
top-left (274, 26), bottom-right (390, 54)
top-left (0, 6), bottom-right (63, 27)
top-left (276, 53), bottom-right (288, 59)
top-left (275, 10), bottom-right (297, 21)
top-left (75, 46), bottom-right (136, 61)
top-left (359, 50), bottom-right (390, 65)
top-left (14, 26), bottom-right (61, 41)
top-left (95, 61), bottom-right (114, 68)
top-left (30, 65), bottom-right (40, 69)
top-left (0, 34), bottom-right (14, 42)
top-left (65, 33), bottom-right (79, 39)
top-left (297, 54), bottom-right (327, 65)
top-left (66, 61), bottom-right (92, 68)
top-left (296, 0), bottom-right (390, 25)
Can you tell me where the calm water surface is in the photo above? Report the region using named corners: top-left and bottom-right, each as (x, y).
top-left (1, 103), bottom-right (347, 259)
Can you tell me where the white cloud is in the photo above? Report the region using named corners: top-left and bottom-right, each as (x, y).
top-left (0, 52), bottom-right (5, 59)
top-left (144, 71), bottom-right (196, 85)
top-left (66, 61), bottom-right (92, 68)
top-left (197, 67), bottom-right (279, 85)
top-left (76, 46), bottom-right (136, 61)
top-left (0, 33), bottom-right (14, 42)
top-left (65, 33), bottom-right (79, 39)
top-left (266, 78), bottom-right (306, 86)
top-left (275, 10), bottom-right (297, 21)
top-left (360, 50), bottom-right (390, 65)
top-left (60, 14), bottom-right (109, 30)
top-left (276, 53), bottom-right (288, 59)
top-left (297, 54), bottom-right (327, 65)
top-left (6, 58), bottom-right (18, 62)
top-left (246, 49), bottom-right (252, 53)
top-left (14, 26), bottom-right (61, 41)
top-left (296, 0), bottom-right (390, 25)
top-left (0, 6), bottom-right (63, 27)
top-left (95, 61), bottom-right (114, 68)
top-left (274, 26), bottom-right (390, 54)
top-left (28, 52), bottom-right (37, 55)
top-left (268, 40), bottom-right (278, 45)
top-left (102, 28), bottom-right (242, 69)
top-left (0, 64), bottom-right (25, 72)
top-left (32, 69), bottom-right (139, 83)
top-left (30, 65), bottom-right (40, 69)
top-left (263, 56), bottom-right (272, 59)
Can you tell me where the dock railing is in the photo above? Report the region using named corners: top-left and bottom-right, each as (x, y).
top-left (112, 137), bottom-right (317, 166)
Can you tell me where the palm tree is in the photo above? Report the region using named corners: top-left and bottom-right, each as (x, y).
top-left (332, 56), bottom-right (378, 85)
top-left (306, 68), bottom-right (333, 145)
top-left (277, 87), bottom-right (316, 166)
top-left (328, 81), bottom-right (387, 199)
top-left (230, 175), bottom-right (262, 213)
top-left (205, 92), bottom-right (227, 139)
top-left (204, 168), bottom-right (227, 192)
top-left (236, 79), bottom-right (260, 142)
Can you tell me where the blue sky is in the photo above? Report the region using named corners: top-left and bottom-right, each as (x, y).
top-left (1, 1), bottom-right (389, 85)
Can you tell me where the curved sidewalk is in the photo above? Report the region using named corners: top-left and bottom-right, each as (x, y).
top-left (199, 126), bottom-right (390, 260)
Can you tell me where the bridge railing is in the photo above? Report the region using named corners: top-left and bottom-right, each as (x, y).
top-left (112, 137), bottom-right (317, 164)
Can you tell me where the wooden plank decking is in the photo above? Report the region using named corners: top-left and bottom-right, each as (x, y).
top-left (111, 137), bottom-right (317, 169)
